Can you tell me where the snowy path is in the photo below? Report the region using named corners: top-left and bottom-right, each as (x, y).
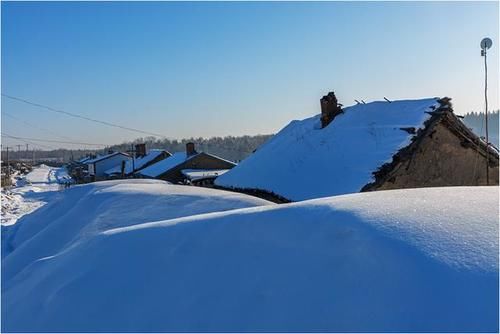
top-left (1, 165), bottom-right (69, 226)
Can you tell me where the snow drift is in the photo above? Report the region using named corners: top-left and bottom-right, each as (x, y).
top-left (215, 98), bottom-right (441, 201)
top-left (2, 186), bottom-right (498, 332)
top-left (1, 179), bottom-right (273, 280)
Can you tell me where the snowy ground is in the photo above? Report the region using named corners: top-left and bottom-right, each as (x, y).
top-left (1, 165), bottom-right (70, 226)
top-left (2, 186), bottom-right (497, 332)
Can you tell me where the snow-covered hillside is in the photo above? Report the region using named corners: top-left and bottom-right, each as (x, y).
top-left (216, 98), bottom-right (441, 201)
top-left (2, 186), bottom-right (497, 332)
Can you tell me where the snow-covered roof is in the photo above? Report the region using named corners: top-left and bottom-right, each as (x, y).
top-left (86, 152), bottom-right (130, 164)
top-left (181, 169), bottom-right (229, 181)
top-left (137, 152), bottom-right (196, 178)
top-left (104, 150), bottom-right (169, 176)
top-left (216, 98), bottom-right (441, 201)
top-left (78, 156), bottom-right (92, 164)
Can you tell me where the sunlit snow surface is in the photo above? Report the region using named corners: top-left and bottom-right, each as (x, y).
top-left (216, 98), bottom-right (441, 200)
top-left (2, 185), bottom-right (498, 332)
top-left (1, 165), bottom-right (69, 226)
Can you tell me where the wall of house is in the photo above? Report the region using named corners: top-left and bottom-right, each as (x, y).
top-left (158, 153), bottom-right (235, 184)
top-left (95, 155), bottom-right (132, 179)
top-left (374, 122), bottom-right (499, 191)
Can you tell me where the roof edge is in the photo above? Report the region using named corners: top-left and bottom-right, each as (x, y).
top-left (360, 97), bottom-right (499, 192)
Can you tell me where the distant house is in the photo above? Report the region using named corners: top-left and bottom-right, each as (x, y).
top-left (66, 156), bottom-right (93, 183)
top-left (137, 142), bottom-right (236, 184)
top-left (181, 169), bottom-right (230, 187)
top-left (77, 156), bottom-right (92, 164)
top-left (215, 92), bottom-right (499, 202)
top-left (104, 144), bottom-right (171, 179)
top-left (87, 152), bottom-right (132, 181)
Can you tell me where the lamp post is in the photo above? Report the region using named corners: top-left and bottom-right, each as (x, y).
top-left (480, 37), bottom-right (492, 185)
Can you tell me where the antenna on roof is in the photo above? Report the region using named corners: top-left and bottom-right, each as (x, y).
top-left (480, 37), bottom-right (492, 185)
top-left (361, 100), bottom-right (366, 104)
top-left (354, 99), bottom-right (361, 105)
top-left (384, 97), bottom-right (392, 103)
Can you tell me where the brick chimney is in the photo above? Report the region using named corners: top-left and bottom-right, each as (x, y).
top-left (135, 143), bottom-right (146, 158)
top-left (186, 142), bottom-right (197, 156)
top-left (320, 91), bottom-right (343, 128)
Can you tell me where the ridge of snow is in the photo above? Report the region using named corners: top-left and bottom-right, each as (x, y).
top-left (2, 186), bottom-right (498, 332)
top-left (1, 179), bottom-right (273, 282)
top-left (215, 98), bottom-right (441, 201)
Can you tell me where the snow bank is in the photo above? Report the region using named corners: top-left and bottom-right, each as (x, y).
top-left (1, 179), bottom-right (273, 279)
top-left (1, 166), bottom-right (69, 226)
top-left (216, 98), bottom-right (441, 201)
top-left (2, 186), bottom-right (497, 332)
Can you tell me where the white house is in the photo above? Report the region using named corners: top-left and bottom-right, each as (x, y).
top-left (87, 152), bottom-right (132, 181)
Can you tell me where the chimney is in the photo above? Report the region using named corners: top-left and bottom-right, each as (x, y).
top-left (320, 91), bottom-right (343, 128)
top-left (135, 143), bottom-right (146, 158)
top-left (186, 142), bottom-right (197, 156)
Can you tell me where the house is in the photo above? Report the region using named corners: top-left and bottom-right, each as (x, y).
top-left (104, 144), bottom-right (171, 179)
top-left (137, 142), bottom-right (236, 184)
top-left (181, 169), bottom-right (230, 187)
top-left (215, 92), bottom-right (499, 202)
top-left (86, 152), bottom-right (132, 181)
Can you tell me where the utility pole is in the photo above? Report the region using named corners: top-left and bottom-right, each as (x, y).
top-left (481, 37), bottom-right (492, 186)
top-left (6, 146), bottom-right (10, 177)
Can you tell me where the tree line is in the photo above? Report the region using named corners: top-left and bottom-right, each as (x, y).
top-left (462, 110), bottom-right (499, 146)
top-left (3, 111), bottom-right (498, 163)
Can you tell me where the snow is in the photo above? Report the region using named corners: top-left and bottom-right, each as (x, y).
top-left (85, 152), bottom-right (130, 164)
top-left (1, 165), bottom-right (70, 226)
top-left (137, 152), bottom-right (194, 177)
top-left (1, 179), bottom-right (273, 279)
top-left (216, 98), bottom-right (441, 201)
top-left (2, 186), bottom-right (497, 332)
top-left (181, 168), bottom-right (229, 181)
top-left (104, 149), bottom-right (168, 175)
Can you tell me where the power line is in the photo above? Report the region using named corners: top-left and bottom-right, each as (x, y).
top-left (2, 93), bottom-right (167, 138)
top-left (2, 111), bottom-right (77, 141)
top-left (1, 133), bottom-right (56, 150)
top-left (1, 133), bottom-right (107, 147)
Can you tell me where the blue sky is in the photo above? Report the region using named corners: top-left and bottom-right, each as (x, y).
top-left (2, 1), bottom-right (498, 149)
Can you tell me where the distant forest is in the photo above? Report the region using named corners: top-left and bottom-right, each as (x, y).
top-left (462, 111), bottom-right (499, 147)
top-left (2, 134), bottom-right (274, 163)
top-left (3, 111), bottom-right (499, 163)
top-left (106, 135), bottom-right (273, 163)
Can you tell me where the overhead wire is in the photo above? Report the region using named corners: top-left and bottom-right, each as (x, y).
top-left (2, 111), bottom-right (77, 141)
top-left (1, 133), bottom-right (107, 147)
top-left (2, 93), bottom-right (167, 138)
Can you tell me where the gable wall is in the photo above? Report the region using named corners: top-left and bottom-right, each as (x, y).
top-left (374, 121), bottom-right (499, 191)
top-left (94, 155), bottom-right (132, 179)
